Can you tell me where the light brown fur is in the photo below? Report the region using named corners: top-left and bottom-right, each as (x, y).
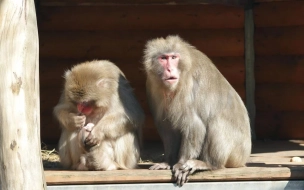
top-left (143, 36), bottom-right (251, 186)
top-left (54, 60), bottom-right (144, 170)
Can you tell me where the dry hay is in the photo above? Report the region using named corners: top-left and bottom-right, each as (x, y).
top-left (41, 142), bottom-right (61, 169)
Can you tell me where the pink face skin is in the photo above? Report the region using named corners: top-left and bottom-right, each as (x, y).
top-left (158, 53), bottom-right (180, 86)
top-left (77, 102), bottom-right (93, 116)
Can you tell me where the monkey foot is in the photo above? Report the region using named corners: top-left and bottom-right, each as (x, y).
top-left (149, 162), bottom-right (171, 170)
top-left (173, 160), bottom-right (209, 186)
top-left (76, 163), bottom-right (89, 171)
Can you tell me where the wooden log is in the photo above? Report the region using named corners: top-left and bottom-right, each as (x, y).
top-left (39, 0), bottom-right (250, 6)
top-left (256, 84), bottom-right (304, 112)
top-left (43, 140), bottom-right (304, 184)
top-left (0, 0), bottom-right (46, 189)
top-left (255, 26), bottom-right (304, 56)
top-left (255, 55), bottom-right (304, 84)
top-left (44, 166), bottom-right (304, 185)
top-left (39, 29), bottom-right (244, 59)
top-left (254, 1), bottom-right (304, 27)
top-left (38, 5), bottom-right (244, 31)
top-left (255, 0), bottom-right (299, 3)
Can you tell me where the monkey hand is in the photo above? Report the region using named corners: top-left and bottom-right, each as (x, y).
top-left (172, 163), bottom-right (190, 187)
top-left (149, 162), bottom-right (171, 170)
top-left (84, 132), bottom-right (101, 151)
top-left (173, 160), bottom-right (209, 186)
top-left (83, 123), bottom-right (94, 132)
top-left (69, 113), bottom-right (86, 129)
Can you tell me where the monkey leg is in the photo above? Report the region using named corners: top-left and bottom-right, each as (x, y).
top-left (113, 132), bottom-right (140, 169)
top-left (173, 159), bottom-right (210, 187)
top-left (58, 130), bottom-right (82, 169)
top-left (86, 141), bottom-right (120, 171)
top-left (75, 154), bottom-right (89, 171)
top-left (150, 121), bottom-right (180, 170)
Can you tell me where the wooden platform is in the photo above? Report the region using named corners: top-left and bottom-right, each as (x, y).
top-left (45, 140), bottom-right (304, 185)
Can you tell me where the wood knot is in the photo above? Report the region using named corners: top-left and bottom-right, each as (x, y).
top-left (10, 140), bottom-right (17, 150)
top-left (11, 72), bottom-right (22, 95)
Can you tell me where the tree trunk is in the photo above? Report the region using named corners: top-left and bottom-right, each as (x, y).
top-left (0, 0), bottom-right (46, 189)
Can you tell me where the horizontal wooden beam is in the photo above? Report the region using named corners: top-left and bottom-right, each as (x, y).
top-left (39, 30), bottom-right (244, 59)
top-left (45, 166), bottom-right (304, 185)
top-left (43, 141), bottom-right (304, 185)
top-left (254, 1), bottom-right (304, 28)
top-left (38, 0), bottom-right (250, 6)
top-left (255, 0), bottom-right (298, 3)
top-left (46, 181), bottom-right (304, 190)
top-left (38, 5), bottom-right (244, 31)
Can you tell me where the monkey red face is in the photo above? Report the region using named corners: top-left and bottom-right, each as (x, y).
top-left (158, 53), bottom-right (180, 85)
top-left (77, 102), bottom-right (93, 116)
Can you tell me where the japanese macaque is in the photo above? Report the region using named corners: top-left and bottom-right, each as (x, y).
top-left (53, 60), bottom-right (145, 171)
top-left (143, 36), bottom-right (251, 186)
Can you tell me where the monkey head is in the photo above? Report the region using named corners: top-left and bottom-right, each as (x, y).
top-left (64, 61), bottom-right (120, 116)
top-left (143, 35), bottom-right (192, 91)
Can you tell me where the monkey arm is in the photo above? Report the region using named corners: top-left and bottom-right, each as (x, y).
top-left (54, 103), bottom-right (86, 131)
top-left (89, 113), bottom-right (131, 141)
top-left (177, 115), bottom-right (206, 163)
top-left (83, 113), bottom-right (132, 149)
top-left (172, 117), bottom-right (208, 186)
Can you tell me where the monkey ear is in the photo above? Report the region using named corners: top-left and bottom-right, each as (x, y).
top-left (96, 79), bottom-right (111, 88)
top-left (64, 70), bottom-right (71, 78)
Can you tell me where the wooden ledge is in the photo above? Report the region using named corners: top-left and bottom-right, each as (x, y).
top-left (38, 0), bottom-right (249, 6)
top-left (45, 140), bottom-right (304, 185)
top-left (45, 165), bottom-right (304, 185)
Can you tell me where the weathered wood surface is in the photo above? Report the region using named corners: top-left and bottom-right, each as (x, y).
top-left (45, 167), bottom-right (304, 185)
top-left (255, 26), bottom-right (304, 56)
top-left (39, 30), bottom-right (244, 59)
top-left (255, 83), bottom-right (304, 139)
top-left (39, 0), bottom-right (250, 6)
top-left (255, 0), bottom-right (299, 3)
top-left (254, 0), bottom-right (304, 139)
top-left (0, 0), bottom-right (46, 189)
top-left (38, 5), bottom-right (244, 31)
top-left (45, 140), bottom-right (304, 185)
top-left (256, 111), bottom-right (304, 139)
top-left (254, 1), bottom-right (304, 27)
top-left (256, 84), bottom-right (304, 111)
top-left (255, 56), bottom-right (304, 84)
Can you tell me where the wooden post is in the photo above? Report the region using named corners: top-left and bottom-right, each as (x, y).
top-left (244, 1), bottom-right (256, 140)
top-left (0, 0), bottom-right (46, 189)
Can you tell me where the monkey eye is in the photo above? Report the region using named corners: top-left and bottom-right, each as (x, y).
top-left (160, 56), bottom-right (167, 60)
top-left (172, 55), bottom-right (177, 59)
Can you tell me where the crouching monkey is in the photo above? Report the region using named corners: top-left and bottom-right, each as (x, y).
top-left (54, 60), bottom-right (145, 171)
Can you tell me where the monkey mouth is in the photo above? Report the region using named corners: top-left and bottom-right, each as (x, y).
top-left (164, 77), bottom-right (178, 83)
